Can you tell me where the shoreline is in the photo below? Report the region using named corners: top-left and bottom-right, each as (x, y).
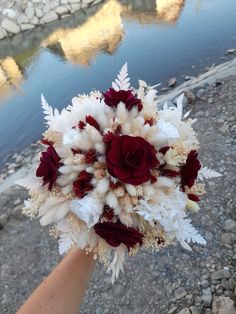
top-left (0, 56), bottom-right (236, 194)
top-left (0, 0), bottom-right (104, 40)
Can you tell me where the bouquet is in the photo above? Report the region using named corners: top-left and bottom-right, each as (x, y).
top-left (17, 64), bottom-right (221, 282)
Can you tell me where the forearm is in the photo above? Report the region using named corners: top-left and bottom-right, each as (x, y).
top-left (17, 248), bottom-right (95, 314)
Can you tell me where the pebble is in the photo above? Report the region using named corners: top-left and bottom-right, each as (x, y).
top-left (211, 269), bottom-right (231, 281)
top-left (40, 11), bottom-right (58, 24)
top-left (169, 77), bottom-right (177, 87)
top-left (184, 75), bottom-right (191, 81)
top-left (161, 87), bottom-right (169, 92)
top-left (168, 306), bottom-right (178, 314)
top-left (226, 49), bottom-right (236, 54)
top-left (221, 233), bottom-right (233, 245)
top-left (201, 287), bottom-right (213, 307)
top-left (212, 296), bottom-right (236, 314)
top-left (177, 308), bottom-right (191, 314)
top-left (223, 219), bottom-right (236, 232)
top-left (175, 287), bottom-right (187, 300)
top-left (1, 17), bottom-right (20, 34)
top-left (184, 90), bottom-right (196, 104)
top-left (0, 213), bottom-right (8, 228)
top-left (200, 279), bottom-right (210, 288)
top-left (196, 88), bottom-right (206, 98)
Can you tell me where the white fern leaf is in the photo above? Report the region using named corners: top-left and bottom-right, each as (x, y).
top-left (59, 233), bottom-right (74, 255)
top-left (16, 177), bottom-right (42, 191)
top-left (41, 94), bottom-right (57, 126)
top-left (183, 110), bottom-right (191, 119)
top-left (106, 244), bottom-right (125, 283)
top-left (112, 63), bottom-right (130, 91)
top-left (198, 167), bottom-right (222, 180)
top-left (138, 79), bottom-right (147, 88)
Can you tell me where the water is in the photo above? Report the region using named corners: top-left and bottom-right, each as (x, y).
top-left (0, 0), bottom-right (236, 169)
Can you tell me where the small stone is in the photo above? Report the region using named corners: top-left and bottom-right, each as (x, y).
top-left (21, 23), bottom-right (35, 31)
top-left (221, 233), bottom-right (233, 245)
top-left (196, 88), bottom-right (206, 99)
top-left (55, 5), bottom-right (69, 15)
top-left (212, 296), bottom-right (236, 314)
top-left (35, 8), bottom-right (43, 18)
top-left (189, 306), bottom-right (199, 314)
top-left (0, 214), bottom-right (8, 228)
top-left (168, 306), bottom-right (177, 314)
top-left (184, 90), bottom-right (196, 104)
top-left (161, 87), bottom-right (169, 92)
top-left (14, 199), bottom-right (21, 206)
top-left (226, 49), bottom-right (236, 54)
top-left (30, 17), bottom-right (39, 25)
top-left (201, 288), bottom-right (213, 307)
top-left (17, 14), bottom-right (29, 24)
top-left (184, 75), bottom-right (191, 81)
top-left (223, 219), bottom-right (236, 232)
top-left (211, 269), bottom-right (231, 281)
top-left (70, 3), bottom-right (81, 12)
top-left (175, 287), bottom-right (187, 300)
top-left (82, 0), bottom-right (94, 4)
top-left (0, 27), bottom-right (7, 39)
top-left (1, 18), bottom-right (20, 34)
top-left (177, 308), bottom-right (191, 314)
top-left (95, 307), bottom-right (103, 314)
top-left (200, 280), bottom-right (210, 288)
top-left (169, 77), bottom-right (177, 87)
top-left (40, 11), bottom-right (58, 24)
top-left (25, 7), bottom-right (35, 19)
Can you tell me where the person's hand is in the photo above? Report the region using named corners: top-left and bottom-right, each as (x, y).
top-left (17, 248), bottom-right (96, 314)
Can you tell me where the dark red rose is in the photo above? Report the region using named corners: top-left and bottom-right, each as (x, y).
top-left (36, 145), bottom-right (61, 190)
top-left (188, 194), bottom-right (200, 202)
top-left (73, 171), bottom-right (93, 198)
top-left (181, 150), bottom-right (201, 189)
top-left (94, 221), bottom-right (143, 250)
top-left (103, 88), bottom-right (143, 111)
top-left (106, 135), bottom-right (159, 185)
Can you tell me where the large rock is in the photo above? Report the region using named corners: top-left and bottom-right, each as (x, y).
top-left (25, 7), bottom-right (35, 19)
top-left (55, 5), bottom-right (69, 15)
top-left (1, 18), bottom-right (20, 34)
top-left (40, 11), bottom-right (58, 24)
top-left (177, 309), bottom-right (191, 314)
top-left (0, 27), bottom-right (7, 39)
top-left (21, 24), bottom-right (35, 31)
top-left (212, 296), bottom-right (236, 314)
top-left (211, 269), bottom-right (231, 281)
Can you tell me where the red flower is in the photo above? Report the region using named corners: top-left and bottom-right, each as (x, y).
top-left (73, 171), bottom-right (93, 198)
top-left (85, 149), bottom-right (98, 164)
top-left (181, 150), bottom-right (201, 189)
top-left (188, 194), bottom-right (200, 202)
top-left (85, 115), bottom-right (100, 131)
top-left (94, 221), bottom-right (143, 250)
top-left (103, 88), bottom-right (143, 111)
top-left (106, 135), bottom-right (159, 185)
top-left (36, 145), bottom-right (61, 190)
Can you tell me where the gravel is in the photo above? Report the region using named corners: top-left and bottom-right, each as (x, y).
top-left (0, 76), bottom-right (236, 313)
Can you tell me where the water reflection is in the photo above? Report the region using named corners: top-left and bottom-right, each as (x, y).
top-left (156, 0), bottom-right (185, 24)
top-left (120, 0), bottom-right (185, 24)
top-left (0, 0), bottom-right (185, 96)
top-left (43, 0), bottom-right (124, 65)
top-left (0, 57), bottom-right (23, 98)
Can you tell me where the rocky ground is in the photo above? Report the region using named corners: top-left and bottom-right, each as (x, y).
top-left (0, 0), bottom-right (103, 40)
top-left (0, 76), bottom-right (236, 314)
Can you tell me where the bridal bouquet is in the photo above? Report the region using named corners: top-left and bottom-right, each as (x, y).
top-left (17, 64), bottom-right (221, 282)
